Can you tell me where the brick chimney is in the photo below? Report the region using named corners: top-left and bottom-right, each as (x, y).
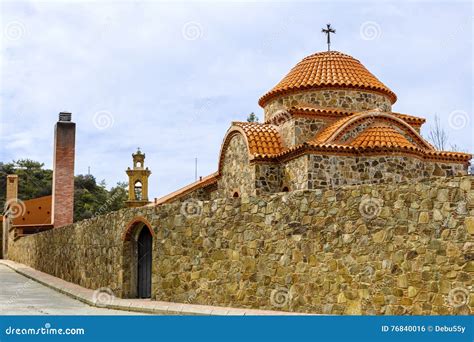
top-left (2, 174), bottom-right (18, 258)
top-left (6, 175), bottom-right (18, 203)
top-left (52, 112), bottom-right (75, 228)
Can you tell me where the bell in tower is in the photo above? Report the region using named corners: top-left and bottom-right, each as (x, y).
top-left (125, 148), bottom-right (152, 208)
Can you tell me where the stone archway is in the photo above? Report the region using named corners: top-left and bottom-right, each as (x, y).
top-left (122, 217), bottom-right (154, 298)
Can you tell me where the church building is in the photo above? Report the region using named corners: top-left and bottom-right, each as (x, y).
top-left (154, 50), bottom-right (471, 204)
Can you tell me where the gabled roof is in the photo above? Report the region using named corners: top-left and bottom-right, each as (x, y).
top-left (259, 51), bottom-right (397, 107)
top-left (309, 109), bottom-right (434, 151)
top-left (267, 105), bottom-right (426, 127)
top-left (151, 110), bottom-right (470, 207)
top-left (243, 111), bottom-right (470, 164)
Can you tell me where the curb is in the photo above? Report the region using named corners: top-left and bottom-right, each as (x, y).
top-left (0, 260), bottom-right (307, 316)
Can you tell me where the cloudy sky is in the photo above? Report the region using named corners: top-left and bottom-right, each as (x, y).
top-left (1, 0), bottom-right (472, 199)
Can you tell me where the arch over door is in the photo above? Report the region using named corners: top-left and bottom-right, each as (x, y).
top-left (137, 227), bottom-right (152, 298)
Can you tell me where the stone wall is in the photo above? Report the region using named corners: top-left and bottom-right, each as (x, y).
top-left (6, 210), bottom-right (130, 294)
top-left (218, 134), bottom-right (255, 197)
top-left (306, 155), bottom-right (468, 189)
top-left (7, 176), bottom-right (473, 315)
top-left (251, 154), bottom-right (468, 193)
top-left (278, 118), bottom-right (326, 147)
top-left (282, 156), bottom-right (308, 191)
top-left (0, 219), bottom-right (3, 259)
top-left (255, 163), bottom-right (282, 195)
top-left (264, 89), bottom-right (392, 121)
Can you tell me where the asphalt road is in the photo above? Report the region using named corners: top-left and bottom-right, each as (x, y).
top-left (0, 264), bottom-right (144, 315)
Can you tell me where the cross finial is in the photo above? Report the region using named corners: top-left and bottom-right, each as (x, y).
top-left (321, 23), bottom-right (336, 51)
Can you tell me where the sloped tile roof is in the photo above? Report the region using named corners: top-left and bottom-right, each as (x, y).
top-left (349, 125), bottom-right (417, 149)
top-left (391, 112), bottom-right (426, 125)
top-left (151, 172), bottom-right (219, 206)
top-left (259, 51), bottom-right (397, 106)
top-left (311, 115), bottom-right (356, 144)
top-left (283, 106), bottom-right (425, 126)
top-left (233, 122), bottom-right (285, 156)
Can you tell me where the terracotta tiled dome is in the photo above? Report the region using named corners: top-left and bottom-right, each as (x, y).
top-left (259, 51), bottom-right (397, 106)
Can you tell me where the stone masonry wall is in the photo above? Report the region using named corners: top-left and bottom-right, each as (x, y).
top-left (7, 211), bottom-right (126, 293)
top-left (218, 134), bottom-right (255, 197)
top-left (306, 155), bottom-right (468, 189)
top-left (264, 89), bottom-right (392, 121)
top-left (255, 163), bottom-right (282, 195)
top-left (278, 118), bottom-right (327, 147)
top-left (8, 176), bottom-right (473, 314)
top-left (282, 156), bottom-right (309, 191)
top-left (0, 220), bottom-right (3, 259)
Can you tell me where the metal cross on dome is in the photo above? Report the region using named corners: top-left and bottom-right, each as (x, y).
top-left (321, 23), bottom-right (336, 51)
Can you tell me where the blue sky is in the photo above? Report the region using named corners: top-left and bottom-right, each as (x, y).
top-left (1, 0), bottom-right (472, 199)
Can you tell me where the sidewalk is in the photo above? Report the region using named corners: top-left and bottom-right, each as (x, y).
top-left (0, 260), bottom-right (306, 316)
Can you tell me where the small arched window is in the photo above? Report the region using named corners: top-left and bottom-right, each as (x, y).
top-left (134, 181), bottom-right (143, 200)
top-left (233, 192), bottom-right (239, 198)
top-left (282, 186), bottom-right (289, 192)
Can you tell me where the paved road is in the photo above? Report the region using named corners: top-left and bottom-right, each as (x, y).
top-left (0, 265), bottom-right (144, 315)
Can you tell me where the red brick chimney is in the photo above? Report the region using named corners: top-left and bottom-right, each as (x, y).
top-left (52, 112), bottom-right (75, 228)
top-left (6, 174), bottom-right (18, 203)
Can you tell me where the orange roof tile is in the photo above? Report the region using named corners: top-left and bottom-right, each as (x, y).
top-left (233, 122), bottom-right (285, 156)
top-left (349, 125), bottom-right (417, 149)
top-left (259, 51), bottom-right (397, 107)
top-left (267, 106), bottom-right (426, 130)
top-left (392, 112), bottom-right (426, 125)
top-left (311, 115), bottom-right (356, 144)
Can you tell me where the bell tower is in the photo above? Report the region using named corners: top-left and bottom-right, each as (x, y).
top-left (125, 148), bottom-right (152, 208)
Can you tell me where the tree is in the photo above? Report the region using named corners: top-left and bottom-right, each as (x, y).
top-left (247, 112), bottom-right (259, 123)
top-left (427, 115), bottom-right (448, 150)
top-left (1, 159), bottom-right (128, 221)
top-left (73, 175), bottom-right (128, 221)
top-left (105, 182), bottom-right (128, 212)
top-left (0, 160), bottom-right (52, 210)
top-left (73, 174), bottom-right (109, 221)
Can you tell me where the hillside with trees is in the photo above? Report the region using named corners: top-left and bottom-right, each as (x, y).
top-left (0, 159), bottom-right (128, 222)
